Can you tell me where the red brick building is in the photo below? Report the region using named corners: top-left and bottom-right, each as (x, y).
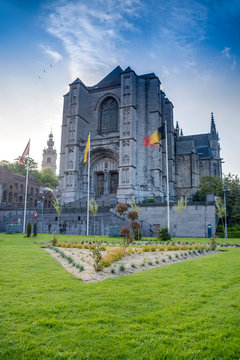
top-left (0, 166), bottom-right (40, 208)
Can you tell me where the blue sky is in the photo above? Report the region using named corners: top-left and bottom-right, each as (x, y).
top-left (0, 0), bottom-right (239, 176)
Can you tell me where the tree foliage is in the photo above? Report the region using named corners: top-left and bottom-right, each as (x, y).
top-left (197, 174), bottom-right (240, 225)
top-left (35, 167), bottom-right (59, 189)
top-left (174, 197), bottom-right (187, 218)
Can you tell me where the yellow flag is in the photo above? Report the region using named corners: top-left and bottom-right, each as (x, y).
top-left (84, 134), bottom-right (90, 163)
top-left (149, 130), bottom-right (160, 145)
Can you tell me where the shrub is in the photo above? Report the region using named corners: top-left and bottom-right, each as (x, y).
top-left (33, 222), bottom-right (37, 237)
top-left (168, 255), bottom-right (172, 260)
top-left (155, 260), bottom-right (159, 264)
top-left (115, 203), bottom-right (128, 215)
top-left (26, 222), bottom-right (31, 238)
top-left (91, 245), bottom-right (104, 271)
top-left (119, 264), bottom-right (125, 272)
top-left (51, 231), bottom-right (58, 246)
top-left (156, 227), bottom-right (171, 241)
top-left (120, 227), bottom-right (133, 246)
top-left (147, 261), bottom-right (153, 266)
top-left (131, 264), bottom-right (136, 268)
top-left (143, 198), bottom-right (155, 203)
top-left (162, 259), bottom-right (166, 262)
top-left (127, 211), bottom-right (139, 221)
top-left (133, 230), bottom-right (142, 240)
top-left (210, 234), bottom-right (217, 250)
top-left (111, 268), bottom-right (115, 274)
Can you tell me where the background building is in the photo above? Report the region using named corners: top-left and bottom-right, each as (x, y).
top-left (42, 132), bottom-right (57, 174)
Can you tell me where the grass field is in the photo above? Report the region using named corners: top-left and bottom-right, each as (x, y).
top-left (0, 233), bottom-right (240, 359)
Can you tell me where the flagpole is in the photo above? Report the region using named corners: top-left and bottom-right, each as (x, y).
top-left (23, 141), bottom-right (30, 234)
top-left (87, 133), bottom-right (90, 236)
top-left (165, 121), bottom-right (170, 232)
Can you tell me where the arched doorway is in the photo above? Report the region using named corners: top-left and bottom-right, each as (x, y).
top-left (90, 149), bottom-right (119, 197)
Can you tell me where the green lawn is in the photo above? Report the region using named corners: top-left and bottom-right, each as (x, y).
top-left (0, 233), bottom-right (240, 359)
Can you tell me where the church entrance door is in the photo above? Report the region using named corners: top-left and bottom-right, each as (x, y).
top-left (110, 172), bottom-right (118, 193)
top-left (96, 173), bottom-right (104, 196)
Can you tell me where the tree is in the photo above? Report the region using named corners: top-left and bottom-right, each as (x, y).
top-left (215, 197), bottom-right (225, 232)
top-left (89, 198), bottom-right (98, 235)
top-left (52, 198), bottom-right (62, 233)
top-left (198, 175), bottom-right (223, 197)
top-left (35, 167), bottom-right (59, 189)
top-left (174, 197), bottom-right (187, 237)
top-left (197, 174), bottom-right (240, 226)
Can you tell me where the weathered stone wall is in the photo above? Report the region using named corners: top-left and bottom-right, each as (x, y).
top-left (0, 203), bottom-right (216, 238)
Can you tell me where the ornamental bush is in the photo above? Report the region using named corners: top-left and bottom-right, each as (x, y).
top-left (115, 203), bottom-right (128, 215)
top-left (26, 222), bottom-right (31, 238)
top-left (156, 227), bottom-right (171, 241)
top-left (33, 222), bottom-right (37, 237)
top-left (127, 211), bottom-right (138, 221)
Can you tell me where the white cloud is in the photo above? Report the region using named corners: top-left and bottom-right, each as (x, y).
top-left (45, 0), bottom-right (142, 84)
top-left (221, 47), bottom-right (237, 70)
top-left (40, 44), bottom-right (63, 62)
top-left (222, 47), bottom-right (231, 58)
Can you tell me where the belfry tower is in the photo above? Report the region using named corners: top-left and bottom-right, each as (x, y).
top-left (42, 132), bottom-right (57, 174)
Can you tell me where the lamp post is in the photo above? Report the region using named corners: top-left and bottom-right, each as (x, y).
top-left (41, 195), bottom-right (45, 234)
top-left (223, 185), bottom-right (228, 239)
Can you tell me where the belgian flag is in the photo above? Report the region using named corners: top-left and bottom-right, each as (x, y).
top-left (143, 125), bottom-right (165, 147)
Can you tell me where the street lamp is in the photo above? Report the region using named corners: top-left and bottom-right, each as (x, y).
top-left (41, 195), bottom-right (45, 234)
top-left (223, 185), bottom-right (228, 239)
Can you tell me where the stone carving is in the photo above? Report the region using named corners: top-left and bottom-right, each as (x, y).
top-left (121, 168), bottom-right (130, 184)
top-left (123, 154), bottom-right (129, 164)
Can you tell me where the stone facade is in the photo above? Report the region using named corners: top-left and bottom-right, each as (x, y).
top-left (58, 66), bottom-right (221, 204)
top-left (42, 132), bottom-right (57, 174)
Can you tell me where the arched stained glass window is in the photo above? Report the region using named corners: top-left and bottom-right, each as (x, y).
top-left (100, 97), bottom-right (118, 133)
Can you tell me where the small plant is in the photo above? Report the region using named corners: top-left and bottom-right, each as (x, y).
top-left (119, 264), bottom-right (125, 272)
top-left (51, 231), bottom-right (58, 246)
top-left (131, 264), bottom-right (136, 268)
top-left (141, 262), bottom-right (145, 267)
top-left (120, 227), bottom-right (133, 246)
top-left (210, 234), bottom-right (217, 250)
top-left (155, 260), bottom-right (159, 264)
top-left (147, 261), bottom-right (153, 266)
top-left (127, 211), bottom-right (139, 221)
top-left (33, 222), bottom-right (37, 237)
top-left (175, 254), bottom-right (179, 258)
top-left (156, 227), bottom-right (171, 241)
top-left (162, 259), bottom-right (166, 263)
top-left (91, 245), bottom-right (104, 271)
top-left (111, 268), bottom-right (115, 274)
top-left (115, 203), bottom-right (128, 215)
top-left (184, 252), bottom-right (187, 257)
top-left (168, 255), bottom-right (172, 260)
top-left (26, 222), bottom-right (31, 238)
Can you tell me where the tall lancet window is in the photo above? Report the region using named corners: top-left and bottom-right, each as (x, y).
top-left (100, 97), bottom-right (118, 134)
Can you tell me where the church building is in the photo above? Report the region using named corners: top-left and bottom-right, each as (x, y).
top-left (58, 66), bottom-right (221, 204)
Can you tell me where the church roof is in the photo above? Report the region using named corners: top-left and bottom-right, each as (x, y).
top-left (139, 72), bottom-right (157, 80)
top-left (176, 133), bottom-right (213, 158)
top-left (122, 66), bottom-right (133, 73)
top-left (88, 66), bottom-right (123, 90)
top-left (181, 133), bottom-right (209, 147)
top-left (70, 78), bottom-right (85, 86)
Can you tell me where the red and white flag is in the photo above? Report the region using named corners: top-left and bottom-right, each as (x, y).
top-left (19, 140), bottom-right (30, 163)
